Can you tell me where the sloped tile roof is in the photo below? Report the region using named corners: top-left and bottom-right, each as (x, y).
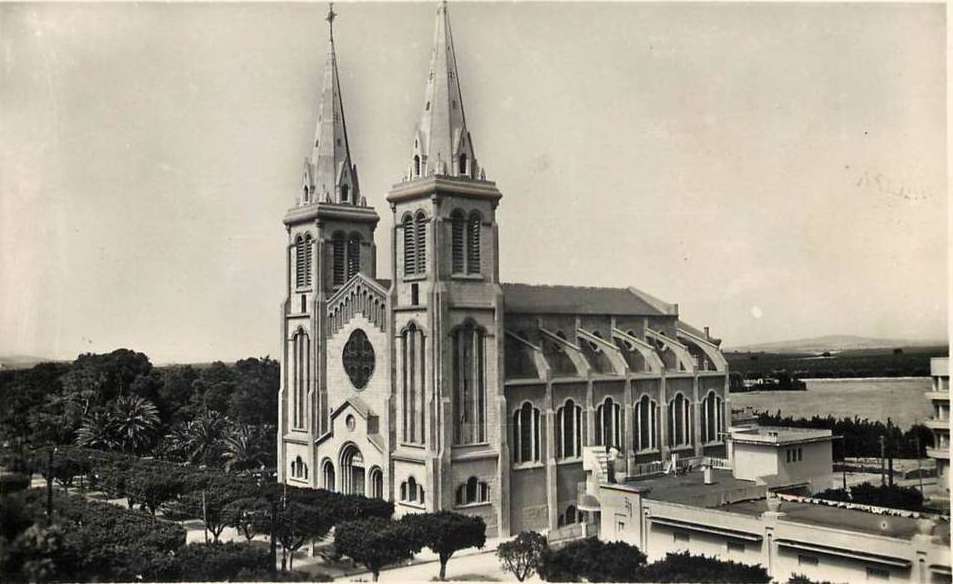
top-left (502, 283), bottom-right (673, 316)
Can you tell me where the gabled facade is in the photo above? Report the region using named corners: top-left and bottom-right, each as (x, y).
top-left (277, 2), bottom-right (730, 538)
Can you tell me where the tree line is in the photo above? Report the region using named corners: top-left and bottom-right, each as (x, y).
top-left (0, 349), bottom-right (279, 471)
top-left (755, 411), bottom-right (933, 459)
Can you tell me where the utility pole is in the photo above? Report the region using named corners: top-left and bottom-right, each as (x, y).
top-left (879, 435), bottom-right (886, 486)
top-left (202, 489), bottom-right (209, 544)
top-left (915, 435), bottom-right (924, 495)
top-left (46, 447), bottom-right (54, 520)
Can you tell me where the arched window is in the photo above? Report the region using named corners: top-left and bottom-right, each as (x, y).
top-left (556, 399), bottom-right (583, 459)
top-left (635, 395), bottom-right (659, 451)
top-left (565, 505), bottom-right (578, 524)
top-left (451, 210), bottom-right (465, 274)
top-left (702, 391), bottom-right (724, 444)
top-left (513, 402), bottom-right (541, 464)
top-left (668, 393), bottom-right (693, 447)
top-left (322, 459), bottom-right (336, 491)
top-left (402, 214), bottom-right (416, 276)
top-left (401, 476), bottom-right (424, 504)
top-left (415, 211), bottom-right (427, 275)
top-left (401, 324), bottom-right (426, 444)
top-left (292, 329), bottom-right (310, 430)
top-left (340, 184), bottom-right (350, 203)
top-left (332, 232), bottom-right (346, 286)
top-left (346, 234), bottom-right (361, 280)
top-left (595, 397), bottom-right (623, 450)
top-left (456, 477), bottom-right (489, 506)
top-left (458, 153), bottom-right (468, 176)
top-left (414, 155), bottom-right (421, 177)
top-left (369, 467), bottom-right (384, 499)
top-left (453, 322), bottom-right (486, 445)
top-left (466, 212), bottom-right (481, 274)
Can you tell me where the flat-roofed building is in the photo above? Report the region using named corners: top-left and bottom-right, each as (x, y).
top-left (926, 357), bottom-right (949, 497)
top-left (729, 426), bottom-right (834, 494)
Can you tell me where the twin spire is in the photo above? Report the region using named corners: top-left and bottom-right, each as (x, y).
top-left (300, 1), bottom-right (482, 208)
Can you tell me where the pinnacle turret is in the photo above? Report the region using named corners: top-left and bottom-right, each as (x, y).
top-left (300, 4), bottom-right (361, 206)
top-left (407, 1), bottom-right (481, 181)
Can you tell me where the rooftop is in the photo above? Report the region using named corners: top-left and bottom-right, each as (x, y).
top-left (731, 425), bottom-right (832, 446)
top-left (722, 499), bottom-right (951, 545)
top-left (618, 468), bottom-right (765, 508)
top-left (501, 283), bottom-right (675, 316)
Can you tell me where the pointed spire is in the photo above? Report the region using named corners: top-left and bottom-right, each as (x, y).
top-left (302, 3), bottom-right (360, 206)
top-left (409, 1), bottom-right (480, 181)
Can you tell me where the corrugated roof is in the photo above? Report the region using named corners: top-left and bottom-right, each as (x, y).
top-left (502, 283), bottom-right (671, 316)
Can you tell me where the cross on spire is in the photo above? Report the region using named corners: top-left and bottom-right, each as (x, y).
top-left (326, 3), bottom-right (337, 38)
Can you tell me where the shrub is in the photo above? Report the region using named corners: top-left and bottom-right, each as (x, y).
top-left (538, 537), bottom-right (646, 582)
top-left (402, 511), bottom-right (486, 580)
top-left (0, 472), bottom-right (31, 494)
top-left (160, 542), bottom-right (271, 581)
top-left (335, 517), bottom-right (416, 581)
top-left (814, 482), bottom-right (924, 512)
top-left (634, 552), bottom-right (771, 583)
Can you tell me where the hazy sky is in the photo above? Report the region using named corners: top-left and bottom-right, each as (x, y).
top-left (1, 2), bottom-right (947, 364)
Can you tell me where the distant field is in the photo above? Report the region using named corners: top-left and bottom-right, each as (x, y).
top-left (725, 345), bottom-right (948, 379)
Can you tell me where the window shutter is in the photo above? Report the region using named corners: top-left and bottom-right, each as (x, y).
top-left (466, 213), bottom-right (481, 274)
top-left (403, 215), bottom-right (416, 276)
top-left (333, 238), bottom-right (346, 286)
top-left (451, 213), bottom-right (465, 273)
top-left (415, 213), bottom-right (427, 274)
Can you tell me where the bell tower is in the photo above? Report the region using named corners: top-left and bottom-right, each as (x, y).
top-left (278, 4), bottom-right (380, 485)
top-left (386, 1), bottom-right (509, 535)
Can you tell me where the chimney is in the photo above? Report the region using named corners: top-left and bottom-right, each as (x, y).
top-left (704, 326), bottom-right (710, 340)
top-left (704, 465), bottom-right (714, 485)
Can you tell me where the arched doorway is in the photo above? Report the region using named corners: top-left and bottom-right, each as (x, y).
top-left (369, 466), bottom-right (383, 499)
top-left (340, 444), bottom-right (365, 496)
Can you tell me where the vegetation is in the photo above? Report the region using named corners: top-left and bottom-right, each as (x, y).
top-left (496, 531), bottom-right (548, 582)
top-left (537, 537), bottom-right (647, 582)
top-left (334, 517), bottom-right (416, 581)
top-left (635, 552), bottom-right (771, 583)
top-left (755, 411), bottom-right (933, 459)
top-left (402, 511), bottom-right (487, 580)
top-left (814, 482), bottom-right (925, 512)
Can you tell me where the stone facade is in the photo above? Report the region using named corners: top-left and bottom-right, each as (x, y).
top-left (276, 3), bottom-right (731, 537)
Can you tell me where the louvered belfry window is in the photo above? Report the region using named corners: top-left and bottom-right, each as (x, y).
top-left (346, 234), bottom-right (361, 280)
top-left (295, 234), bottom-right (312, 288)
top-left (332, 234), bottom-right (346, 286)
top-left (466, 212), bottom-right (481, 274)
top-left (451, 211), bottom-right (465, 273)
top-left (403, 214), bottom-right (416, 276)
top-left (415, 211), bottom-right (427, 275)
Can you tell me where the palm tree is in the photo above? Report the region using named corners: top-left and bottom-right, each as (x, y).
top-left (222, 423), bottom-right (265, 472)
top-left (76, 410), bottom-right (118, 450)
top-left (111, 395), bottom-right (160, 454)
top-left (165, 410), bottom-right (227, 466)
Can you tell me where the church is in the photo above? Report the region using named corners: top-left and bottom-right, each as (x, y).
top-left (277, 2), bottom-right (730, 538)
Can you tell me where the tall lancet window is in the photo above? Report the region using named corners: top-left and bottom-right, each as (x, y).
top-left (346, 233), bottom-right (361, 280)
top-left (512, 402), bottom-right (541, 464)
top-left (453, 321), bottom-right (486, 445)
top-left (635, 395), bottom-right (659, 452)
top-left (595, 397), bottom-right (623, 450)
top-left (292, 329), bottom-right (310, 430)
top-left (668, 393), bottom-right (693, 447)
top-left (403, 214), bottom-right (416, 276)
top-left (401, 324), bottom-right (426, 444)
top-left (415, 211), bottom-right (427, 275)
top-left (451, 210), bottom-right (465, 274)
top-left (458, 153), bottom-right (468, 176)
top-left (332, 232), bottom-right (346, 286)
top-left (702, 391), bottom-right (724, 444)
top-left (466, 212), bottom-right (481, 274)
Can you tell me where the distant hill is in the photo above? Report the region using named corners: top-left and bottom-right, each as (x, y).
top-left (0, 354), bottom-right (65, 370)
top-left (727, 335), bottom-right (947, 354)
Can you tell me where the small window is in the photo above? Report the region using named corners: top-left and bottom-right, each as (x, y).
top-left (425, 101), bottom-right (430, 111)
top-left (616, 521), bottom-right (625, 533)
top-left (341, 184), bottom-right (350, 202)
top-left (336, 138), bottom-right (341, 146)
top-left (300, 294), bottom-right (306, 313)
top-left (866, 567), bottom-right (890, 580)
top-left (456, 477), bottom-right (490, 506)
top-left (673, 531), bottom-right (690, 543)
top-left (411, 283), bottom-right (419, 306)
top-left (798, 554), bottom-right (818, 566)
top-left (727, 541), bottom-right (745, 554)
top-left (786, 450), bottom-right (791, 463)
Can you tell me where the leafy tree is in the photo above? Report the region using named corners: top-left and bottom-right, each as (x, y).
top-left (127, 468), bottom-right (185, 518)
top-left (229, 357), bottom-right (280, 427)
top-left (334, 517), bottom-right (415, 581)
top-left (274, 501), bottom-right (333, 572)
top-left (402, 511), bottom-right (486, 580)
top-left (634, 552), bottom-right (770, 583)
top-left (497, 530), bottom-right (547, 582)
top-left (788, 574), bottom-right (833, 584)
top-left (538, 537), bottom-right (646, 582)
top-left (226, 495), bottom-right (272, 542)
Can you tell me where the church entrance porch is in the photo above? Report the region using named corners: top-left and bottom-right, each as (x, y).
top-left (341, 443), bottom-right (365, 496)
